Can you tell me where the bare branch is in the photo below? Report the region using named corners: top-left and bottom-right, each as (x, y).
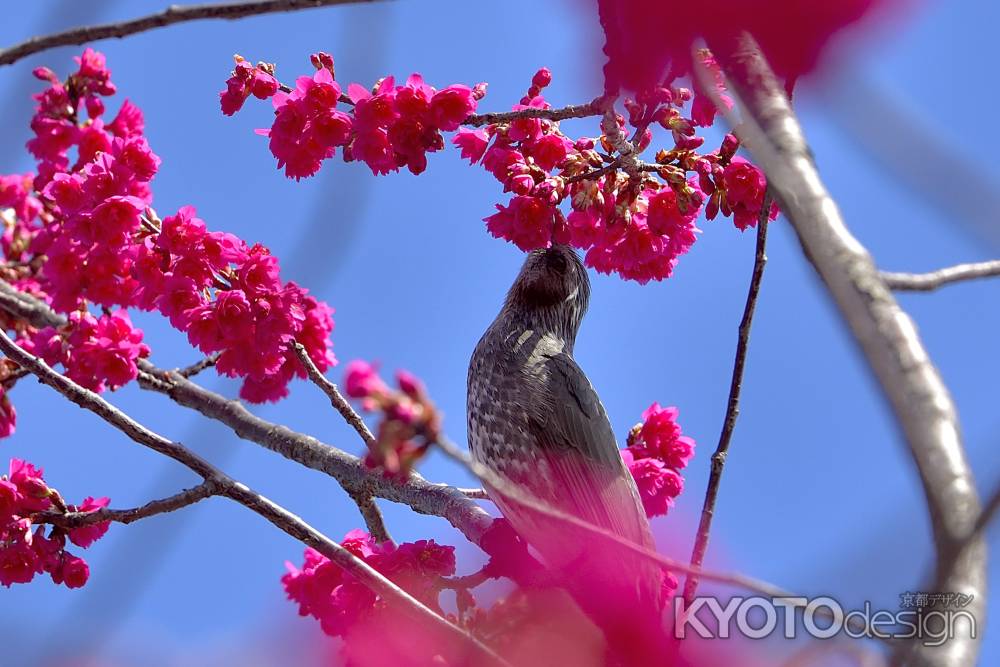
top-left (684, 192), bottom-right (771, 605)
top-left (176, 353), bottom-right (219, 378)
top-left (349, 491), bottom-right (392, 544)
top-left (464, 97), bottom-right (607, 128)
top-left (0, 0), bottom-right (382, 68)
top-left (134, 364), bottom-right (496, 544)
top-left (292, 341), bottom-right (374, 445)
top-left (710, 33), bottom-right (985, 667)
top-left (881, 260), bottom-right (1000, 292)
top-left (459, 487), bottom-right (490, 500)
top-left (36, 481), bottom-right (218, 529)
top-left (0, 328), bottom-right (509, 667)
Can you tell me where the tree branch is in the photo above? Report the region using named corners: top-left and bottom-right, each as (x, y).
top-left (880, 260), bottom-right (1000, 292)
top-left (0, 279), bottom-right (495, 545)
top-left (292, 341), bottom-right (374, 445)
top-left (683, 192), bottom-right (771, 605)
top-left (0, 328), bottom-right (509, 667)
top-left (0, 0), bottom-right (381, 68)
top-left (135, 363), bottom-right (496, 544)
top-left (36, 480), bottom-right (218, 528)
top-left (176, 353), bottom-right (219, 378)
top-left (711, 33), bottom-right (985, 667)
top-left (464, 97), bottom-right (607, 128)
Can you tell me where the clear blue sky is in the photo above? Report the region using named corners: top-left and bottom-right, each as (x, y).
top-left (0, 1), bottom-right (997, 665)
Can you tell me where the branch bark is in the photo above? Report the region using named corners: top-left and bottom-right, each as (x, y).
top-left (36, 480), bottom-right (218, 528)
top-left (881, 260), bottom-right (1000, 292)
top-left (464, 98), bottom-right (607, 127)
top-left (0, 0), bottom-right (380, 67)
top-left (0, 328), bottom-right (509, 667)
top-left (711, 33), bottom-right (985, 667)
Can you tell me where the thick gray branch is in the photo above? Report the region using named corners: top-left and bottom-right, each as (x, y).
top-left (712, 34), bottom-right (985, 667)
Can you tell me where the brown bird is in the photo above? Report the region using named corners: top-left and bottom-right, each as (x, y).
top-left (467, 244), bottom-right (666, 662)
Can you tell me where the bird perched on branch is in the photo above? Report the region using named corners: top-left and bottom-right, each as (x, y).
top-left (467, 244), bottom-right (667, 663)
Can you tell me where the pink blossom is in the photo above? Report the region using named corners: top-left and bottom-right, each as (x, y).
top-left (723, 157), bottom-right (766, 210)
top-left (0, 541), bottom-right (39, 587)
top-left (0, 480), bottom-right (18, 523)
top-left (263, 68), bottom-right (352, 180)
top-left (8, 459), bottom-right (50, 512)
top-left (585, 214), bottom-right (677, 284)
top-left (531, 67), bottom-right (553, 89)
top-left (561, 209), bottom-right (603, 250)
top-left (344, 360), bottom-right (387, 399)
top-left (525, 133), bottom-right (572, 171)
top-left (282, 531), bottom-right (455, 641)
top-left (61, 310), bottom-right (150, 392)
top-left (108, 99), bottom-right (144, 138)
top-left (68, 497), bottom-right (111, 548)
top-left (597, 0), bottom-right (893, 93)
top-left (621, 450), bottom-right (684, 518)
top-left (629, 402), bottom-right (696, 470)
top-left (452, 128), bottom-right (490, 164)
top-left (220, 60), bottom-right (279, 116)
top-left (485, 195), bottom-right (555, 251)
top-left (0, 389), bottom-right (15, 439)
top-left (57, 553), bottom-right (90, 589)
top-left (646, 186), bottom-right (702, 255)
top-left (429, 85), bottom-right (477, 131)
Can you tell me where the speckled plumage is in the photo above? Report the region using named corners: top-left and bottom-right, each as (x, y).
top-left (467, 245), bottom-right (662, 628)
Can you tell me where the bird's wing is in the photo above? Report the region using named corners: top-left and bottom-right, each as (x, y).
top-left (521, 347), bottom-right (654, 550)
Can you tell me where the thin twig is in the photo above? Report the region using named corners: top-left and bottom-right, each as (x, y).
top-left (459, 487), bottom-right (490, 500)
top-left (0, 0), bottom-right (381, 67)
top-left (176, 353), bottom-right (219, 378)
top-left (0, 328), bottom-right (510, 667)
top-left (683, 192), bottom-right (771, 605)
top-left (464, 97), bottom-right (607, 128)
top-left (292, 341), bottom-right (374, 445)
top-left (880, 260), bottom-right (1000, 292)
top-left (349, 491), bottom-right (392, 544)
top-left (710, 33), bottom-right (985, 667)
top-left (36, 480), bottom-right (218, 528)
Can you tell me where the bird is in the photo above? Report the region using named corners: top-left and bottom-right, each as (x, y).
top-left (467, 244), bottom-right (667, 663)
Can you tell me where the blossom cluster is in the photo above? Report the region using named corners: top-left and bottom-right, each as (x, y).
top-left (222, 53), bottom-right (480, 179)
top-left (622, 403), bottom-right (696, 518)
top-left (342, 360), bottom-right (441, 478)
top-left (463, 65), bottom-right (777, 283)
top-left (225, 54), bottom-right (776, 284)
top-left (282, 529), bottom-right (456, 639)
top-left (0, 49), bottom-right (337, 432)
top-left (0, 458), bottom-right (109, 588)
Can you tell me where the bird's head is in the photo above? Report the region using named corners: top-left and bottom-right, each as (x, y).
top-left (503, 244), bottom-right (591, 339)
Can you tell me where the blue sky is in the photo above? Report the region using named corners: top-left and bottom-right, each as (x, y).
top-left (0, 1), bottom-right (997, 665)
